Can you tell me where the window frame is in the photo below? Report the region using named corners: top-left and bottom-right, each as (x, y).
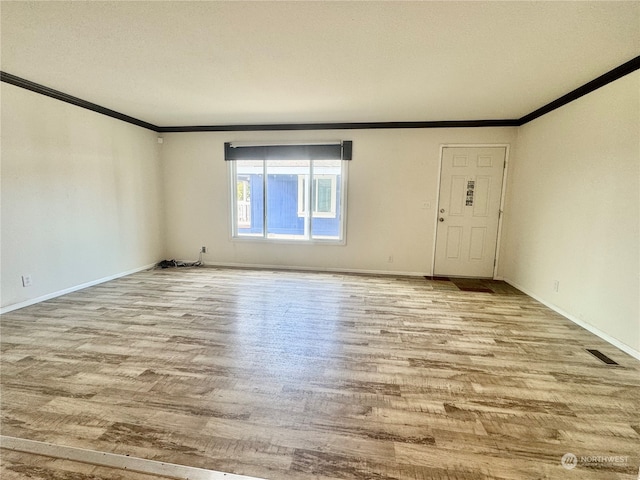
top-left (228, 158), bottom-right (348, 245)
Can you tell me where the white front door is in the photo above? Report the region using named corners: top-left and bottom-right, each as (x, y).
top-left (434, 147), bottom-right (506, 278)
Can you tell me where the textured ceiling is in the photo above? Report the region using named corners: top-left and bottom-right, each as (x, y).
top-left (1, 1), bottom-right (638, 127)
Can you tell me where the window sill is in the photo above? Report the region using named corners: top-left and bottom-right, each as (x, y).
top-left (230, 236), bottom-right (346, 246)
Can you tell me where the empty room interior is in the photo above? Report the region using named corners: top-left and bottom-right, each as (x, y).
top-left (1, 1), bottom-right (639, 479)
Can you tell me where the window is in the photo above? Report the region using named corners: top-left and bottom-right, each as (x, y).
top-left (236, 177), bottom-right (251, 228)
top-left (297, 174), bottom-right (337, 218)
top-left (226, 142), bottom-right (350, 243)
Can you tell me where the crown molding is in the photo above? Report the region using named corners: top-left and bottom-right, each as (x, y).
top-left (157, 119), bottom-right (520, 132)
top-left (518, 55), bottom-right (640, 125)
top-left (2, 55), bottom-right (638, 132)
top-left (0, 71), bottom-right (159, 132)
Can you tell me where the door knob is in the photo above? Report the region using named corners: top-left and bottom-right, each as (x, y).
top-left (439, 217), bottom-right (445, 222)
top-left (440, 209), bottom-right (445, 213)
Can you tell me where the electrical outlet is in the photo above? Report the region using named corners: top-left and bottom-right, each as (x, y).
top-left (21, 275), bottom-right (33, 287)
top-left (553, 280), bottom-right (560, 293)
top-left (201, 246), bottom-right (207, 254)
top-left (388, 255), bottom-right (394, 263)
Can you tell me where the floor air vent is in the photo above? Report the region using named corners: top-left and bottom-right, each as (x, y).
top-left (587, 349), bottom-right (619, 365)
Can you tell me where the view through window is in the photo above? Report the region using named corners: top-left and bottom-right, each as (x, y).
top-left (231, 159), bottom-right (345, 242)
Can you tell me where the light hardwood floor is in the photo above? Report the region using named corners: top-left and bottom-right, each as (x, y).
top-left (1, 267), bottom-right (639, 479)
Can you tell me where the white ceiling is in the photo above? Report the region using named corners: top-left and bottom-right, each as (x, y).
top-left (1, 1), bottom-right (638, 127)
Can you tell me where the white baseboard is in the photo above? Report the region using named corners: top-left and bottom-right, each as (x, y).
top-left (0, 263), bottom-right (157, 315)
top-left (504, 278), bottom-right (640, 362)
top-left (202, 261), bottom-right (430, 278)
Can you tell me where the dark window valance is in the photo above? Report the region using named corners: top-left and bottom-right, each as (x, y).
top-left (224, 141), bottom-right (352, 161)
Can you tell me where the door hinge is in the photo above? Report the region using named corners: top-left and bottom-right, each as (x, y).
top-left (503, 160), bottom-right (506, 169)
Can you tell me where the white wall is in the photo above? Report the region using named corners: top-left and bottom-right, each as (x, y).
top-left (501, 71), bottom-right (640, 354)
top-left (1, 84), bottom-right (165, 310)
top-left (161, 128), bottom-right (516, 275)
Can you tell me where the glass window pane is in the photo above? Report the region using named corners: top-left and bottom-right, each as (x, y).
top-left (311, 160), bottom-right (341, 240)
top-left (266, 159), bottom-right (310, 240)
top-left (316, 178), bottom-right (332, 213)
top-left (236, 160), bottom-right (264, 237)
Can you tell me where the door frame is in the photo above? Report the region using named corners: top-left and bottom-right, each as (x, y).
top-left (431, 143), bottom-right (511, 279)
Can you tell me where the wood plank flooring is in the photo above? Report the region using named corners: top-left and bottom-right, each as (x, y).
top-left (1, 267), bottom-right (639, 479)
